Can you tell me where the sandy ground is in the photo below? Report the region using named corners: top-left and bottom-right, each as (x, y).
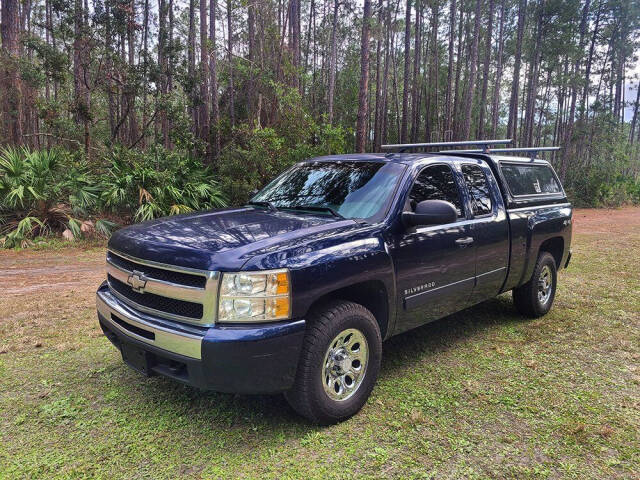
top-left (0, 248), bottom-right (105, 297)
top-left (572, 206), bottom-right (640, 234)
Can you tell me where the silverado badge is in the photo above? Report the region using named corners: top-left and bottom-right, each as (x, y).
top-left (127, 270), bottom-right (148, 293)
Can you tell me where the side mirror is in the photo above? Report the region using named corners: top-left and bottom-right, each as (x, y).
top-left (402, 200), bottom-right (457, 228)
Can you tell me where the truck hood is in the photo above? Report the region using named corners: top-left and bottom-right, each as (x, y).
top-left (108, 207), bottom-right (361, 271)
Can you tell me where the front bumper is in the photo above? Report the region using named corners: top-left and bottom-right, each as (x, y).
top-left (96, 282), bottom-right (306, 393)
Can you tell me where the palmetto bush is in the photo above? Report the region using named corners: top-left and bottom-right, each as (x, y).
top-left (0, 147), bottom-right (114, 247)
top-left (0, 146), bottom-right (226, 247)
top-left (100, 146), bottom-right (226, 222)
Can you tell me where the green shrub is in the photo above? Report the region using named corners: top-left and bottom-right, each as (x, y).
top-left (561, 124), bottom-right (640, 207)
top-left (593, 178), bottom-right (640, 207)
top-left (0, 145), bottom-right (226, 247)
top-left (219, 122), bottom-right (349, 205)
top-left (100, 146), bottom-right (226, 222)
top-left (0, 147), bottom-right (112, 247)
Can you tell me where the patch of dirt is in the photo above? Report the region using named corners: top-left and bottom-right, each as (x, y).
top-left (572, 206), bottom-right (640, 235)
top-left (0, 248), bottom-right (105, 297)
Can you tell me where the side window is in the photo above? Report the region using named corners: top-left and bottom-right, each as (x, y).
top-left (409, 164), bottom-right (464, 218)
top-left (461, 164), bottom-right (493, 216)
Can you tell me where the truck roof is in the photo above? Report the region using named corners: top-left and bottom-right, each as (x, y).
top-left (304, 152), bottom-right (553, 166)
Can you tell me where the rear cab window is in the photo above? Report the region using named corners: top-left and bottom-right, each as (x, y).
top-left (461, 164), bottom-right (493, 216)
top-left (500, 162), bottom-right (563, 197)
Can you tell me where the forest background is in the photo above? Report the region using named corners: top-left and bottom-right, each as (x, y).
top-left (1, 0), bottom-right (639, 245)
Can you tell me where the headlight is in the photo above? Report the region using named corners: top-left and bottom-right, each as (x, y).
top-left (218, 269), bottom-right (290, 323)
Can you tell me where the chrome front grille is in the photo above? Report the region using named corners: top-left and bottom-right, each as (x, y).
top-left (107, 252), bottom-right (207, 288)
top-left (105, 250), bottom-right (219, 326)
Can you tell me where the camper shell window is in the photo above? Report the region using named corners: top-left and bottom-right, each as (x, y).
top-left (500, 162), bottom-right (563, 197)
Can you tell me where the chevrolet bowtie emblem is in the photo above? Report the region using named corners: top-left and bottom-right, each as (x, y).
top-left (127, 270), bottom-right (148, 293)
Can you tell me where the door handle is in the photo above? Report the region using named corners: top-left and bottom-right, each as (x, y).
top-left (455, 237), bottom-right (474, 247)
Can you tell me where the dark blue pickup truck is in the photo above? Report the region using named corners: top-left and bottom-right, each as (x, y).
top-left (96, 144), bottom-right (572, 424)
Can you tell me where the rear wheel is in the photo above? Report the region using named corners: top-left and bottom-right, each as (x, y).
top-left (285, 300), bottom-right (382, 424)
top-left (513, 251), bottom-right (557, 317)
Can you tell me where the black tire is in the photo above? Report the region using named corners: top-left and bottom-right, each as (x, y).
top-left (512, 251), bottom-right (558, 318)
top-left (285, 300), bottom-right (382, 425)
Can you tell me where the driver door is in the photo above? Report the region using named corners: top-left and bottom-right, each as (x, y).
top-left (390, 163), bottom-right (476, 334)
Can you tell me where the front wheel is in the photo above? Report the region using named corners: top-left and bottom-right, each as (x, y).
top-left (285, 300), bottom-right (382, 424)
top-left (512, 251), bottom-right (558, 317)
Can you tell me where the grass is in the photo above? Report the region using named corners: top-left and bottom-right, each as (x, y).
top-left (1, 208), bottom-right (639, 479)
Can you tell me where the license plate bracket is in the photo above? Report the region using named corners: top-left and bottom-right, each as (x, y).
top-left (121, 344), bottom-right (155, 376)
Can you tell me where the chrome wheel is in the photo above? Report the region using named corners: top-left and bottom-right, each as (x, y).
top-left (322, 328), bottom-right (369, 401)
top-left (537, 265), bottom-right (553, 304)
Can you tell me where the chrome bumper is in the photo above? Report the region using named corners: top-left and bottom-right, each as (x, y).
top-left (97, 286), bottom-right (204, 359)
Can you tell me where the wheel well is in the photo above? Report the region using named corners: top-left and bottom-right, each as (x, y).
top-left (539, 237), bottom-right (564, 268)
top-left (306, 281), bottom-right (389, 338)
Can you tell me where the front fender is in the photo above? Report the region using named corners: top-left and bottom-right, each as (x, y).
top-left (242, 231), bottom-right (396, 335)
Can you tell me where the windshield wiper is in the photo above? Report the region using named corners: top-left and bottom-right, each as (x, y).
top-left (247, 200), bottom-right (278, 212)
top-left (285, 205), bottom-right (344, 219)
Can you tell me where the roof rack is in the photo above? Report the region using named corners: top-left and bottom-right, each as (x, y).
top-left (381, 139), bottom-right (512, 153)
top-left (438, 146), bottom-right (560, 161)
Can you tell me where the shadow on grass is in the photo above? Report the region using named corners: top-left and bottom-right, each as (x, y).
top-left (102, 294), bottom-right (521, 435)
top-left (380, 294), bottom-right (521, 377)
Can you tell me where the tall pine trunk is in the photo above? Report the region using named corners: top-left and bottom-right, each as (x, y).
top-left (522, 1), bottom-right (544, 147)
top-left (0, 0), bottom-right (23, 145)
top-left (106, 2), bottom-right (116, 139)
top-left (410, 0), bottom-right (421, 142)
top-left (460, 0), bottom-right (481, 140)
top-left (381, 5), bottom-right (392, 145)
top-left (158, 0), bottom-right (170, 148)
top-left (477, 0), bottom-right (494, 139)
top-left (199, 0), bottom-right (210, 152)
top-left (373, 0), bottom-right (384, 151)
top-left (507, 0), bottom-right (527, 143)
top-left (327, 0), bottom-right (339, 125)
top-left (355, 0), bottom-right (372, 152)
top-left (290, 0), bottom-right (301, 92)
top-left (490, 0), bottom-right (505, 138)
top-left (580, 1), bottom-right (602, 120)
top-left (562, 0), bottom-right (590, 163)
top-left (127, 0), bottom-right (139, 145)
top-left (247, 1), bottom-right (256, 119)
top-left (188, 0), bottom-right (197, 135)
top-left (444, 0), bottom-right (456, 137)
top-left (227, 0), bottom-right (235, 126)
top-left (452, 3), bottom-right (465, 135)
top-left (210, 0), bottom-right (220, 159)
top-left (630, 82), bottom-right (640, 143)
top-left (141, 0), bottom-right (150, 147)
top-left (400, 0), bottom-right (411, 142)
top-left (73, 0), bottom-right (90, 155)
top-left (168, 0), bottom-right (175, 94)
top-left (426, 1), bottom-right (439, 141)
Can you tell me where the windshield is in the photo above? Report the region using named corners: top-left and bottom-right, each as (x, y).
top-left (251, 161), bottom-right (406, 221)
